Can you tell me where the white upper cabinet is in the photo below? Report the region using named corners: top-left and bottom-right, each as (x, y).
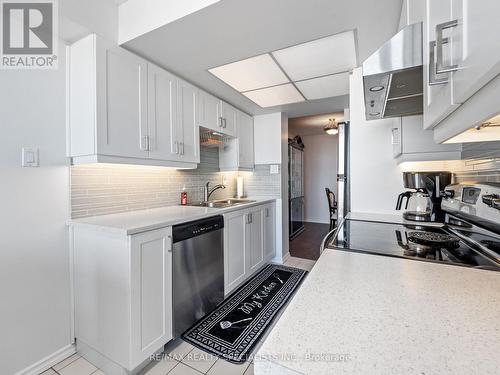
top-left (423, 0), bottom-right (500, 131)
top-left (68, 34), bottom-right (199, 168)
top-left (198, 90), bottom-right (222, 132)
top-left (423, 0), bottom-right (460, 129)
top-left (450, 0), bottom-right (500, 104)
top-left (219, 101), bottom-right (238, 137)
top-left (177, 79), bottom-right (200, 164)
top-left (237, 112), bottom-right (255, 170)
top-left (147, 64), bottom-right (177, 161)
top-left (219, 111), bottom-right (254, 171)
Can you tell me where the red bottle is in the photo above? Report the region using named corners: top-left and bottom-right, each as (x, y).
top-left (181, 191), bottom-right (187, 206)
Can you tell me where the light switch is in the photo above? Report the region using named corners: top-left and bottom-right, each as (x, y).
top-left (22, 147), bottom-right (39, 167)
top-left (270, 165), bottom-right (280, 174)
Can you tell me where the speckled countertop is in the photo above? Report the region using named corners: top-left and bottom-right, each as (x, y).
top-left (254, 249), bottom-right (500, 375)
top-left (68, 198), bottom-right (276, 235)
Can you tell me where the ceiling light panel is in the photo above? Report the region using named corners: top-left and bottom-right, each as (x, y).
top-left (295, 72), bottom-right (350, 100)
top-left (272, 31), bottom-right (357, 81)
top-left (208, 54), bottom-right (289, 92)
top-left (243, 84), bottom-right (304, 108)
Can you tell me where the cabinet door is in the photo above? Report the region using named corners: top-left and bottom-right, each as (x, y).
top-left (246, 208), bottom-right (264, 275)
top-left (130, 228), bottom-right (173, 368)
top-left (263, 204), bottom-right (276, 262)
top-left (148, 64), bottom-right (178, 161)
top-left (224, 211), bottom-right (247, 294)
top-left (220, 102), bottom-right (238, 137)
top-left (451, 0), bottom-right (500, 104)
top-left (199, 91), bottom-right (222, 132)
top-left (177, 79), bottom-right (200, 164)
top-left (95, 37), bottom-right (149, 158)
top-left (423, 0), bottom-right (460, 129)
top-left (238, 112), bottom-right (255, 170)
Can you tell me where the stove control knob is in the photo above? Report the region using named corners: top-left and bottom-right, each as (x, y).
top-left (492, 199), bottom-right (500, 211)
top-left (442, 190), bottom-right (455, 198)
top-left (482, 194), bottom-right (500, 206)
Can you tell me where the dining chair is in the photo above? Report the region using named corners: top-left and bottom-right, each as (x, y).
top-left (325, 187), bottom-right (338, 231)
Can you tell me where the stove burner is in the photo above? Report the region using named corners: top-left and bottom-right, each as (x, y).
top-left (407, 232), bottom-right (460, 248)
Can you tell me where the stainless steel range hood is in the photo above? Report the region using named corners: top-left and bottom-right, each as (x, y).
top-left (363, 22), bottom-right (423, 120)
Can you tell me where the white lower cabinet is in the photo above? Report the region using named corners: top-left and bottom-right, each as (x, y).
top-left (224, 202), bottom-right (276, 295)
top-left (72, 225), bottom-right (173, 372)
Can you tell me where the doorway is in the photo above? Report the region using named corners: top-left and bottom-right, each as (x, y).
top-left (287, 113), bottom-right (343, 260)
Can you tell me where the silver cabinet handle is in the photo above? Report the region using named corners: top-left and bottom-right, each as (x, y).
top-left (174, 141), bottom-right (179, 154)
top-left (266, 208), bottom-right (269, 217)
top-left (180, 142), bottom-right (185, 155)
top-left (429, 41), bottom-right (448, 86)
top-left (219, 117), bottom-right (224, 128)
top-left (436, 19), bottom-right (458, 74)
top-left (141, 136), bottom-right (148, 151)
top-left (223, 118), bottom-right (227, 128)
top-left (246, 213), bottom-right (252, 224)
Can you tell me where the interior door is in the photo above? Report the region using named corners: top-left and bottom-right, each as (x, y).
top-left (451, 0), bottom-right (500, 104)
top-left (177, 79), bottom-right (200, 164)
top-left (147, 64), bottom-right (177, 161)
top-left (423, 0), bottom-right (460, 129)
top-left (96, 38), bottom-right (149, 158)
top-left (130, 228), bottom-right (173, 368)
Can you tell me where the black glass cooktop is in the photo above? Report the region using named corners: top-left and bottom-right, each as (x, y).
top-left (327, 220), bottom-right (500, 271)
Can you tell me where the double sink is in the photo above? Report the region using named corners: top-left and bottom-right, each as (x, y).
top-left (188, 199), bottom-right (256, 208)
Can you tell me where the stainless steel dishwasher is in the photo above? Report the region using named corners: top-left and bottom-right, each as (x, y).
top-left (172, 215), bottom-right (224, 337)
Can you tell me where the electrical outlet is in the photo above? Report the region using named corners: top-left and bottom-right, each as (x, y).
top-left (270, 165), bottom-right (279, 174)
top-left (22, 147), bottom-right (39, 167)
top-left (221, 174), bottom-right (228, 186)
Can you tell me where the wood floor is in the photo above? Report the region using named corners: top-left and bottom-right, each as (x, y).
top-left (289, 222), bottom-right (331, 261)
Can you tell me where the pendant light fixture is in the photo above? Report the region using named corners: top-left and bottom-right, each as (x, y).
top-left (324, 118), bottom-right (338, 135)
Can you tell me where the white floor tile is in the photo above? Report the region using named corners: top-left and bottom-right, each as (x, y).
top-left (243, 362), bottom-right (254, 375)
top-left (206, 359), bottom-right (249, 375)
top-left (53, 353), bottom-right (81, 371)
top-left (40, 369), bottom-right (57, 375)
top-left (181, 347), bottom-right (218, 373)
top-left (166, 340), bottom-right (195, 361)
top-left (139, 356), bottom-right (178, 375)
top-left (58, 357), bottom-right (97, 375)
top-left (168, 363), bottom-right (203, 375)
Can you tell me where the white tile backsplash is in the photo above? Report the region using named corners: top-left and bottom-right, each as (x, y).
top-left (71, 148), bottom-right (282, 218)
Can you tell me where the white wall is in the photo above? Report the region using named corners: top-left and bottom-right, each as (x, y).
top-left (254, 113), bottom-right (283, 164)
top-left (280, 114), bottom-right (289, 259)
top-left (0, 44), bottom-right (71, 375)
top-left (349, 68), bottom-right (404, 214)
top-left (0, 2), bottom-right (120, 374)
top-left (302, 134), bottom-right (338, 223)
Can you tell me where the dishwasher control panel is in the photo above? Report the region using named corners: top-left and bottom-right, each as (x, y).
top-left (172, 215), bottom-right (224, 243)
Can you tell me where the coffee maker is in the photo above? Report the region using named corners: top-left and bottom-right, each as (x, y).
top-left (396, 172), bottom-right (452, 222)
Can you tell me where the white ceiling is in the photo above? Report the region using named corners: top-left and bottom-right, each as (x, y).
top-left (289, 112), bottom-right (345, 136)
top-left (123, 0), bottom-right (403, 116)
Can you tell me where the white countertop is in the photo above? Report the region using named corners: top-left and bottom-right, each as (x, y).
top-left (346, 211), bottom-right (444, 227)
top-left (68, 198), bottom-right (276, 235)
top-left (255, 250), bottom-right (500, 375)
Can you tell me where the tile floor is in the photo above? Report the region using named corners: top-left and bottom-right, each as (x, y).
top-left (40, 257), bottom-right (314, 375)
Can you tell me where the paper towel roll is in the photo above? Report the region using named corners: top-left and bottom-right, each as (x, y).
top-left (237, 176), bottom-right (244, 198)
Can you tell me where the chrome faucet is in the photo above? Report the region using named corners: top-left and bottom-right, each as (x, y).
top-left (204, 182), bottom-right (226, 202)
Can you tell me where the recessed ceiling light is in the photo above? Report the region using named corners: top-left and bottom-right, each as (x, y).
top-left (295, 73), bottom-right (350, 100)
top-left (243, 84), bottom-right (304, 108)
top-left (370, 85), bottom-right (384, 92)
top-left (208, 54), bottom-right (289, 92)
top-left (272, 31), bottom-right (357, 81)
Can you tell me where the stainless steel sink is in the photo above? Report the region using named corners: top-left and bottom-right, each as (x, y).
top-left (188, 199), bottom-right (256, 208)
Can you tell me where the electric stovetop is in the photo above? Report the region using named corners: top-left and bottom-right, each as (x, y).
top-left (326, 219), bottom-right (500, 271)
